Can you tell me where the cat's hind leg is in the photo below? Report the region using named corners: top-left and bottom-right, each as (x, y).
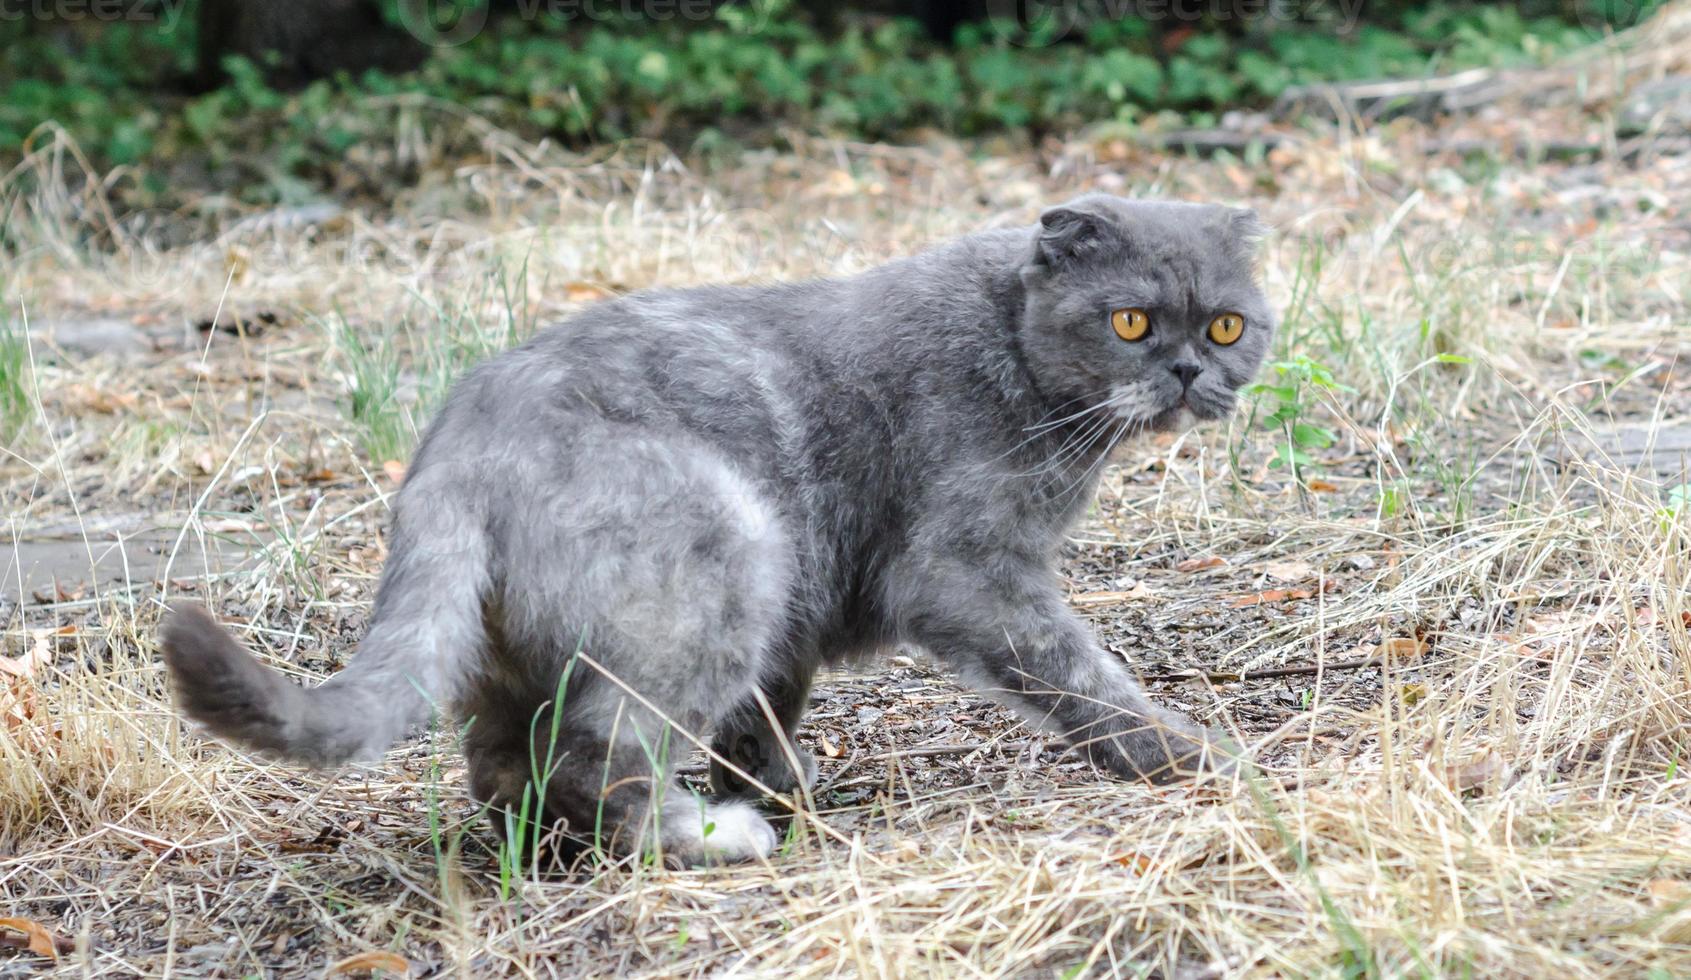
top-left (465, 438), bottom-right (795, 865)
top-left (464, 684), bottom-right (778, 867)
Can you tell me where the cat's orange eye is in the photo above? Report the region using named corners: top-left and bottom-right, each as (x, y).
top-left (1111, 308), bottom-right (1150, 342)
top-left (1208, 313), bottom-right (1245, 346)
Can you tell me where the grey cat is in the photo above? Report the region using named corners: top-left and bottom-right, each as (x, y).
top-left (162, 194), bottom-right (1274, 865)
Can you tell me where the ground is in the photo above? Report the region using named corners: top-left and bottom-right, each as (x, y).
top-left (4, 17), bottom-right (1691, 978)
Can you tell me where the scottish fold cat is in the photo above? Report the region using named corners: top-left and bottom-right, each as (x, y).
top-left (163, 194), bottom-right (1274, 864)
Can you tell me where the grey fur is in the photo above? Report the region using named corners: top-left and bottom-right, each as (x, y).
top-left (161, 195), bottom-right (1275, 866)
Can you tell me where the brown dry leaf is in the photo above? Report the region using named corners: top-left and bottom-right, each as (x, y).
top-left (1648, 879), bottom-right (1691, 907)
top-left (31, 581), bottom-right (86, 604)
top-left (1444, 752), bottom-right (1507, 793)
top-left (326, 950), bottom-right (410, 976)
top-left (820, 732), bottom-right (842, 758)
top-left (1112, 852), bottom-right (1157, 873)
top-left (813, 169), bottom-right (858, 198)
top-left (0, 917), bottom-right (62, 960)
top-left (1306, 478), bottom-right (1339, 492)
top-left (1646, 879), bottom-right (1691, 942)
top-left (1264, 560), bottom-right (1314, 583)
top-left (1380, 636), bottom-right (1429, 661)
top-left (381, 460), bottom-right (407, 484)
top-left (224, 246), bottom-right (251, 283)
top-left (565, 282), bottom-right (612, 303)
top-left (1176, 556), bottom-right (1226, 573)
top-left (0, 630), bottom-right (54, 679)
top-left (1229, 588), bottom-right (1314, 608)
top-left (64, 382), bottom-right (140, 415)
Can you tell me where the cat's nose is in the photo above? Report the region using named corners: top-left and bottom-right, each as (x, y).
top-left (1171, 362), bottom-right (1203, 389)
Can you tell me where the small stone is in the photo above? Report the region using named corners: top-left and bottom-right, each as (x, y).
top-left (1618, 76), bottom-right (1691, 137)
top-left (36, 316), bottom-right (144, 357)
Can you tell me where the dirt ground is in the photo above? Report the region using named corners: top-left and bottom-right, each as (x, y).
top-left (5, 11), bottom-right (1691, 978)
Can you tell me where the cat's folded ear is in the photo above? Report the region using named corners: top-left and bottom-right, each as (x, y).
top-left (1032, 199), bottom-right (1121, 269)
top-left (1226, 206), bottom-right (1268, 256)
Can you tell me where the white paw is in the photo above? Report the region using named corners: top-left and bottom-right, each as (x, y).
top-left (661, 798), bottom-right (778, 865)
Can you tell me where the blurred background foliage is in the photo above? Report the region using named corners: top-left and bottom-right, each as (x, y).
top-left (0, 0), bottom-right (1663, 206)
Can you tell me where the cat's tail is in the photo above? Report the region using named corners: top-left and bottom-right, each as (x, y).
top-left (160, 516), bottom-right (489, 767)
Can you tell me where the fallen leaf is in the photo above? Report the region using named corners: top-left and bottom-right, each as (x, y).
top-left (0, 631), bottom-right (54, 679)
top-left (1229, 588), bottom-right (1315, 608)
top-left (820, 732), bottom-right (842, 758)
top-left (1176, 556), bottom-right (1226, 573)
top-left (1444, 752), bottom-right (1507, 793)
top-left (0, 917), bottom-right (62, 960)
top-left (1646, 879), bottom-right (1691, 941)
top-left (1112, 852), bottom-right (1157, 873)
top-left (1380, 636), bottom-right (1429, 661)
top-left (326, 950), bottom-right (410, 976)
top-left (381, 460), bottom-right (407, 484)
top-left (815, 169), bottom-right (858, 197)
top-left (565, 282), bottom-right (612, 303)
top-left (1264, 560), bottom-right (1314, 582)
top-left (1399, 683), bottom-right (1428, 706)
top-left (63, 382), bottom-right (139, 414)
top-left (1307, 479), bottom-right (1339, 492)
top-left (1648, 879), bottom-right (1691, 907)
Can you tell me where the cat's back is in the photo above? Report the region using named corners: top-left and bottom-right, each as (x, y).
top-left (417, 279), bottom-right (852, 481)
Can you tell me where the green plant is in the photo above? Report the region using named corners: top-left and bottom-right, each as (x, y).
top-left (329, 317), bottom-right (411, 464)
top-left (0, 315), bottom-right (30, 445)
top-left (0, 2), bottom-right (1659, 209)
top-left (1248, 355), bottom-right (1353, 480)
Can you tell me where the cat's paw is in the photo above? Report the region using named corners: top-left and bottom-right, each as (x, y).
top-left (1146, 731), bottom-right (1240, 786)
top-left (660, 799), bottom-right (779, 866)
top-left (709, 731), bottom-right (818, 798)
top-left (1108, 714), bottom-right (1241, 787)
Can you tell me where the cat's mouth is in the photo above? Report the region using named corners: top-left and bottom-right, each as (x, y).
top-left (1146, 394), bottom-right (1231, 431)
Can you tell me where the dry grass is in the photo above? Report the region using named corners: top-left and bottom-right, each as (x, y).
top-left (5, 14), bottom-right (1691, 975)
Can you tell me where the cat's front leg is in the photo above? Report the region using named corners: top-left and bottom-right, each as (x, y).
top-left (896, 560), bottom-right (1231, 783)
top-left (709, 658), bottom-right (820, 799)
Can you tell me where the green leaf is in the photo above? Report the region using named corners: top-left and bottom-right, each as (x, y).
top-left (1292, 423), bottom-right (1337, 449)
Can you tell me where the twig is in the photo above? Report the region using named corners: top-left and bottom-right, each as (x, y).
top-left (1143, 655), bottom-right (1383, 684)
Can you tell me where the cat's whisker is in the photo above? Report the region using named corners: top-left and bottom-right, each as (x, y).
top-left (1033, 406), bottom-right (1121, 473)
top-left (1019, 388), bottom-right (1122, 435)
top-left (989, 389), bottom-right (1123, 466)
top-left (1050, 412), bottom-right (1142, 504)
top-left (1016, 405), bottom-right (1126, 487)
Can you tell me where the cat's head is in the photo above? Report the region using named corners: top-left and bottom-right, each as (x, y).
top-left (1017, 195), bottom-right (1274, 432)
